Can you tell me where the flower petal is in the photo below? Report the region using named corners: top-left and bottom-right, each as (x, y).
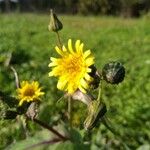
top-left (50, 57), bottom-right (58, 63)
top-left (48, 67), bottom-right (60, 76)
top-left (57, 77), bottom-right (68, 90)
top-left (78, 85), bottom-right (86, 93)
top-left (86, 68), bottom-right (92, 73)
top-left (86, 57), bottom-right (94, 66)
top-left (48, 61), bottom-right (58, 67)
top-left (84, 73), bottom-right (93, 81)
top-left (68, 39), bottom-right (74, 54)
top-left (55, 46), bottom-right (64, 56)
top-left (80, 78), bottom-right (89, 89)
top-left (83, 50), bottom-right (91, 59)
top-left (19, 100), bottom-right (24, 106)
top-left (79, 43), bottom-right (84, 53)
top-left (75, 40), bottom-right (80, 52)
top-left (62, 45), bottom-right (67, 52)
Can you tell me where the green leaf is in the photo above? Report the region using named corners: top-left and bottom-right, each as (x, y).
top-left (6, 129), bottom-right (55, 150)
top-left (52, 141), bottom-right (89, 150)
top-left (0, 91), bottom-right (18, 108)
top-left (6, 129), bottom-right (89, 150)
top-left (3, 110), bottom-right (18, 119)
top-left (137, 144), bottom-right (150, 150)
top-left (70, 128), bottom-right (83, 143)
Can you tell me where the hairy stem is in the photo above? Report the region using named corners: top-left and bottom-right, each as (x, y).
top-left (10, 66), bottom-right (20, 88)
top-left (56, 31), bottom-right (62, 48)
top-left (68, 96), bottom-right (73, 129)
top-left (27, 117), bottom-right (68, 141)
top-left (97, 81), bottom-right (103, 103)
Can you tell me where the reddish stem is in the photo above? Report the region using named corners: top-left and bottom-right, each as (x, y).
top-left (32, 118), bottom-right (68, 141)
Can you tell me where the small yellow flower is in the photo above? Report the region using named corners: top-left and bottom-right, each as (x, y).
top-left (17, 81), bottom-right (44, 106)
top-left (48, 39), bottom-right (94, 94)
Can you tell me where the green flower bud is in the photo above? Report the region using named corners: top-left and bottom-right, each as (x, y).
top-left (84, 101), bottom-right (107, 130)
top-left (48, 9), bottom-right (63, 32)
top-left (102, 61), bottom-right (125, 84)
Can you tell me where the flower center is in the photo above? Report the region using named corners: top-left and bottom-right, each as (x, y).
top-left (24, 87), bottom-right (35, 96)
top-left (65, 55), bottom-right (83, 74)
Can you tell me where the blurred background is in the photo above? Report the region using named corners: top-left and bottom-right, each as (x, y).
top-left (0, 0), bottom-right (150, 150)
top-left (0, 0), bottom-right (150, 17)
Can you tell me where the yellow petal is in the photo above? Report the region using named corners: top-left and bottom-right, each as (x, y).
top-left (62, 45), bottom-right (67, 52)
top-left (33, 81), bottom-right (39, 87)
top-left (38, 91), bottom-right (45, 96)
top-left (57, 77), bottom-right (67, 90)
top-left (21, 81), bottom-right (27, 87)
top-left (80, 78), bottom-right (89, 89)
top-left (68, 39), bottom-right (74, 54)
top-left (83, 50), bottom-right (91, 59)
top-left (48, 69), bottom-right (58, 76)
top-left (67, 82), bottom-right (77, 94)
top-left (78, 85), bottom-right (86, 93)
top-left (86, 57), bottom-right (94, 66)
top-left (84, 73), bottom-right (92, 81)
top-left (79, 43), bottom-right (84, 53)
top-left (75, 40), bottom-right (80, 52)
top-left (19, 100), bottom-right (24, 106)
top-left (86, 68), bottom-right (92, 73)
top-left (50, 57), bottom-right (58, 62)
top-left (55, 46), bottom-right (64, 56)
top-left (48, 61), bottom-right (58, 67)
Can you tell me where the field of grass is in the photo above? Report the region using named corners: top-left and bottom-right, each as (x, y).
top-left (0, 13), bottom-right (150, 150)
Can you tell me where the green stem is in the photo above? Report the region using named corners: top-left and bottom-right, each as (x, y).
top-left (10, 66), bottom-right (20, 88)
top-left (97, 81), bottom-right (103, 102)
top-left (56, 31), bottom-right (62, 48)
top-left (68, 96), bottom-right (73, 129)
top-left (55, 31), bottom-right (73, 129)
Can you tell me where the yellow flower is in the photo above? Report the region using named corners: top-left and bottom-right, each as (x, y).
top-left (17, 81), bottom-right (44, 106)
top-left (48, 39), bottom-right (94, 94)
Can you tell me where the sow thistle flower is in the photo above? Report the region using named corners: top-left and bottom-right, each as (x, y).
top-left (17, 81), bottom-right (44, 106)
top-left (48, 39), bottom-right (95, 94)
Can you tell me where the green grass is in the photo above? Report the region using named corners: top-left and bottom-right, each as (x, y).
top-left (0, 13), bottom-right (150, 150)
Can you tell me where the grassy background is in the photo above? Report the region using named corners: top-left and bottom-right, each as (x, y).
top-left (0, 13), bottom-right (150, 149)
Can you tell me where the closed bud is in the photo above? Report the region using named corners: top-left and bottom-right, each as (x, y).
top-left (102, 61), bottom-right (125, 84)
top-left (84, 101), bottom-right (107, 130)
top-left (48, 9), bottom-right (63, 32)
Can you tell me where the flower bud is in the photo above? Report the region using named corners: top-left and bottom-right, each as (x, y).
top-left (48, 9), bottom-right (63, 32)
top-left (102, 61), bottom-right (125, 84)
top-left (84, 101), bottom-right (107, 130)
